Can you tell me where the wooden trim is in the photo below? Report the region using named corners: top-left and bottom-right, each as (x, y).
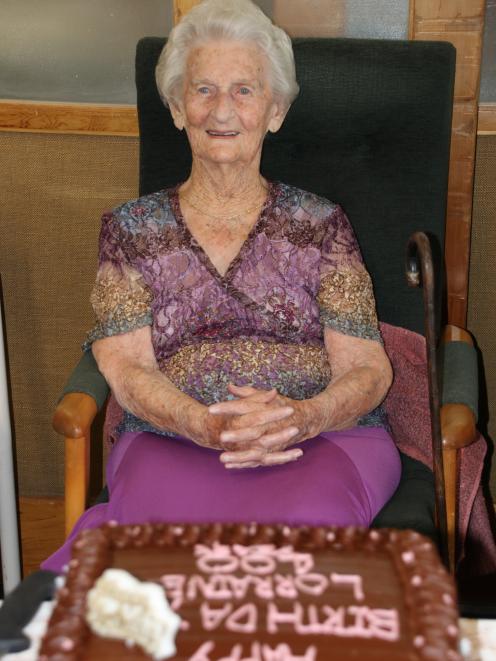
top-left (0, 100), bottom-right (138, 137)
top-left (173, 0), bottom-right (201, 25)
top-left (478, 102), bottom-right (496, 134)
top-left (408, 0), bottom-right (416, 40)
top-left (409, 0), bottom-right (486, 328)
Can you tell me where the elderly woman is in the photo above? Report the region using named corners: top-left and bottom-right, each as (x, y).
top-left (43, 0), bottom-right (400, 571)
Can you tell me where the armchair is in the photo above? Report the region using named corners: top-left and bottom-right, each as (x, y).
top-left (53, 37), bottom-right (483, 573)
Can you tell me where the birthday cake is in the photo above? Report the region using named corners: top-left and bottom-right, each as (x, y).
top-left (39, 523), bottom-right (461, 660)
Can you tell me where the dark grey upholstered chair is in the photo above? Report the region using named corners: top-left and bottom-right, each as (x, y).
top-left (54, 37), bottom-right (479, 573)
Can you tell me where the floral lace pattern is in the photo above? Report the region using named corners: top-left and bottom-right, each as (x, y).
top-left (87, 182), bottom-right (385, 431)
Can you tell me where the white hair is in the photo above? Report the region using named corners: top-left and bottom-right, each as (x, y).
top-left (155, 0), bottom-right (299, 110)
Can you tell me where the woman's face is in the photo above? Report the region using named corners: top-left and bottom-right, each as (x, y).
top-left (171, 40), bottom-right (286, 169)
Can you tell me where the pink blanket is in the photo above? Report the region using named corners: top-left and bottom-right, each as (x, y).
top-left (380, 322), bottom-right (496, 574)
top-left (103, 322), bottom-right (496, 574)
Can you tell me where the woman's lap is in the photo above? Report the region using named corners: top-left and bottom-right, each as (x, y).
top-left (41, 426), bottom-right (400, 572)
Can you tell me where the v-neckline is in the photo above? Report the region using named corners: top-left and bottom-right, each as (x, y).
top-left (169, 181), bottom-right (275, 283)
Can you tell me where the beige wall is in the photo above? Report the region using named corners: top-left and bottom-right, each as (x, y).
top-left (468, 134), bottom-right (496, 498)
top-left (0, 132), bottom-right (139, 497)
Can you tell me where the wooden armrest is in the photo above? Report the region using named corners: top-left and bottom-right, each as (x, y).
top-left (53, 392), bottom-right (98, 438)
top-left (442, 324), bottom-right (473, 345)
top-left (54, 393), bottom-right (98, 537)
top-left (440, 323), bottom-right (478, 448)
top-left (441, 403), bottom-right (477, 450)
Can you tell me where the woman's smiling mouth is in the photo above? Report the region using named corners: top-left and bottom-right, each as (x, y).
top-left (206, 130), bottom-right (240, 137)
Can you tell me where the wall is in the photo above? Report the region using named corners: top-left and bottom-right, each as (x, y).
top-left (468, 135), bottom-right (496, 497)
top-left (0, 0), bottom-right (172, 103)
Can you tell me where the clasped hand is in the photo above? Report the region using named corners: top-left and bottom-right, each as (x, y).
top-left (204, 384), bottom-right (319, 469)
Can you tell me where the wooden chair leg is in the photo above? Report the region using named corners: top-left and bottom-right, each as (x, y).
top-left (443, 446), bottom-right (458, 574)
top-left (64, 435), bottom-right (89, 538)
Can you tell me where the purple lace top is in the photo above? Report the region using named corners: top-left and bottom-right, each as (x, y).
top-left (87, 182), bottom-right (386, 434)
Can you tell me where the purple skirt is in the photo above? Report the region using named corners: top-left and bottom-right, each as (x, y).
top-left (42, 427), bottom-right (401, 572)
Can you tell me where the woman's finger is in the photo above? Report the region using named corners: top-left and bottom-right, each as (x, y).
top-left (220, 448), bottom-right (265, 464)
top-left (228, 383), bottom-right (277, 400)
top-left (262, 448), bottom-right (303, 465)
top-left (223, 447), bottom-right (304, 469)
top-left (224, 461), bottom-right (262, 469)
top-left (257, 426), bottom-right (300, 449)
top-left (219, 408), bottom-right (294, 443)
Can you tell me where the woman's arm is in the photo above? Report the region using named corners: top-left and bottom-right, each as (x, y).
top-left (213, 328), bottom-right (393, 467)
top-left (92, 326), bottom-right (207, 442)
top-left (309, 327), bottom-right (393, 432)
top-left (92, 325), bottom-right (297, 454)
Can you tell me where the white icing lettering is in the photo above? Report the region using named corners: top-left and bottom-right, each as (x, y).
top-left (160, 574), bottom-right (186, 610)
top-left (252, 576), bottom-right (275, 600)
top-left (189, 640), bottom-right (215, 661)
top-left (200, 602), bottom-right (232, 631)
top-left (346, 605), bottom-right (370, 637)
top-left (267, 602), bottom-right (304, 634)
top-left (240, 552), bottom-right (276, 576)
top-left (195, 544), bottom-right (240, 574)
top-left (261, 643), bottom-right (317, 661)
top-left (188, 575), bottom-right (235, 601)
top-left (189, 642), bottom-right (317, 661)
top-left (330, 573), bottom-right (365, 601)
top-left (193, 544), bottom-right (314, 577)
top-left (274, 575), bottom-right (298, 600)
top-left (294, 574), bottom-right (328, 596)
top-left (367, 608), bottom-right (399, 642)
top-left (225, 603), bottom-right (258, 633)
top-left (321, 606), bottom-right (346, 634)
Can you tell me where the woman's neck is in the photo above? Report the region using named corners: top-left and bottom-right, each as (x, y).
top-left (181, 161), bottom-right (268, 212)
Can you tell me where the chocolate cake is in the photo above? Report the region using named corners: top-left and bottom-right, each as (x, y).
top-left (39, 523), bottom-right (461, 660)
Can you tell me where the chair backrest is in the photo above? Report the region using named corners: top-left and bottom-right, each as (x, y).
top-left (136, 37), bottom-right (455, 335)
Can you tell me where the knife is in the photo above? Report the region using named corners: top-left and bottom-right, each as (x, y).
top-left (0, 570), bottom-right (57, 654)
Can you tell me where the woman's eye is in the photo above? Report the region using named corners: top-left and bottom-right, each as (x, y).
top-left (198, 86), bottom-right (210, 95)
top-left (238, 86), bottom-right (251, 96)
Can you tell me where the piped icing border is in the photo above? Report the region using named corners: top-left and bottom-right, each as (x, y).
top-left (39, 524), bottom-right (461, 661)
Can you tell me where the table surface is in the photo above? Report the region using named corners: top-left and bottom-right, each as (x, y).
top-left (1, 600), bottom-right (495, 661)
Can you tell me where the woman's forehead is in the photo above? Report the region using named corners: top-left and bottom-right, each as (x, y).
top-left (185, 40), bottom-right (269, 83)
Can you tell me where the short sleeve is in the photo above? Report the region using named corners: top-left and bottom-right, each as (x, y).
top-left (85, 211), bottom-right (152, 346)
top-left (317, 205), bottom-right (381, 342)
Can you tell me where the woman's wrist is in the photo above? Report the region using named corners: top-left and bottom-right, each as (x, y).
top-left (298, 395), bottom-right (333, 438)
top-left (179, 401), bottom-right (210, 444)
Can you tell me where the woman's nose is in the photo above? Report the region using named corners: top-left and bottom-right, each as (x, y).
top-left (211, 91), bottom-right (234, 122)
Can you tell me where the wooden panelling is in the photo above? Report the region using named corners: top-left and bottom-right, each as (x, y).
top-left (173, 0), bottom-right (201, 25)
top-left (414, 0), bottom-right (486, 19)
top-left (273, 0), bottom-right (346, 37)
top-left (410, 0), bottom-right (487, 327)
top-left (478, 102), bottom-right (496, 133)
top-left (0, 100), bottom-right (138, 137)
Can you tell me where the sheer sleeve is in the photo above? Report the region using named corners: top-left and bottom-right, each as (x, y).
top-left (317, 205), bottom-right (381, 342)
top-left (85, 211), bottom-right (152, 346)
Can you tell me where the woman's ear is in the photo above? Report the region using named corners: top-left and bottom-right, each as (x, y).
top-left (267, 102), bottom-right (289, 134)
top-left (169, 102), bottom-right (185, 131)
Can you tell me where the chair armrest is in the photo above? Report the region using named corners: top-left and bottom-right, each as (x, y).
top-left (58, 348), bottom-right (110, 411)
top-left (440, 324), bottom-right (478, 450)
top-left (441, 403), bottom-right (477, 450)
top-left (53, 392), bottom-right (98, 438)
top-left (52, 349), bottom-right (110, 438)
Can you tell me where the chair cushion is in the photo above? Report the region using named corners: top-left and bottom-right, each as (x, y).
top-left (371, 452), bottom-right (436, 542)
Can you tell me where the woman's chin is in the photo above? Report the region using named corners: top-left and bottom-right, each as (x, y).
top-left (195, 145), bottom-right (259, 168)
